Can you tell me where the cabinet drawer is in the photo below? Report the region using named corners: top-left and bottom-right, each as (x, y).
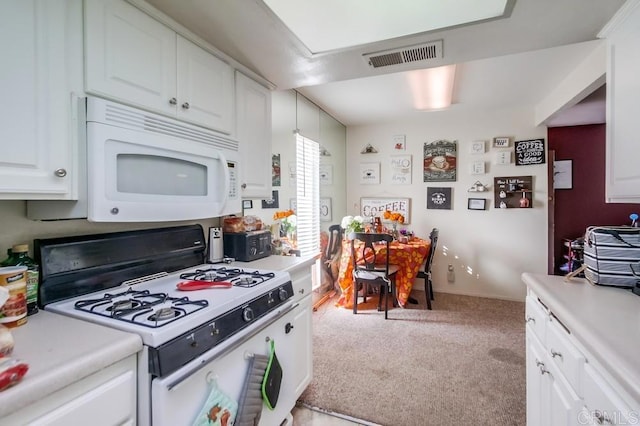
top-left (546, 314), bottom-right (585, 397)
top-left (583, 364), bottom-right (636, 425)
top-left (525, 296), bottom-right (548, 343)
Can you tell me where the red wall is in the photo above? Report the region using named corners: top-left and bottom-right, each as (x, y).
top-left (549, 124), bottom-right (639, 274)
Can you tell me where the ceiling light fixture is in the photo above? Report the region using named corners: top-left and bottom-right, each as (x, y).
top-left (407, 65), bottom-right (457, 110)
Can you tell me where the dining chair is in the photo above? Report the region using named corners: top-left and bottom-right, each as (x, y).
top-left (417, 228), bottom-right (439, 310)
top-left (322, 224), bottom-right (343, 287)
top-left (348, 232), bottom-right (399, 319)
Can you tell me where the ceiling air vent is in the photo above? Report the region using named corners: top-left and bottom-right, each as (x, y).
top-left (364, 40), bottom-right (443, 69)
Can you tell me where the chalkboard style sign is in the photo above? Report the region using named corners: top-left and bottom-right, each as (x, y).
top-left (494, 176), bottom-right (533, 209)
top-left (427, 187), bottom-right (453, 210)
top-left (515, 139), bottom-right (545, 166)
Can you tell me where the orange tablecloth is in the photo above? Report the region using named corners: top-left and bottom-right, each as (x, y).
top-left (336, 237), bottom-right (431, 309)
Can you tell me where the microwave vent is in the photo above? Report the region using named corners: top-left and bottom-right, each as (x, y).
top-left (102, 102), bottom-right (238, 152)
top-left (364, 40), bottom-right (443, 69)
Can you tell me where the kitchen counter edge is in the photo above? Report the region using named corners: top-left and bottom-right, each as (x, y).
top-left (229, 253), bottom-right (320, 274)
top-left (0, 310), bottom-right (143, 418)
top-left (521, 272), bottom-right (640, 404)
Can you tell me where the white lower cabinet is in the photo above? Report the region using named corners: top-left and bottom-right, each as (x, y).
top-left (0, 356), bottom-right (137, 426)
top-left (525, 292), bottom-right (639, 425)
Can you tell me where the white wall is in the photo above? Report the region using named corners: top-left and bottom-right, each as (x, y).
top-left (0, 200), bottom-right (218, 259)
top-left (346, 106), bottom-right (548, 301)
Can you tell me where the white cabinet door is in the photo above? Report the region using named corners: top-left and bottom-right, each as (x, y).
top-left (0, 356), bottom-right (137, 426)
top-left (0, 0), bottom-right (82, 199)
top-left (292, 295), bottom-right (313, 398)
top-left (604, 1), bottom-right (640, 202)
top-left (526, 333), bottom-right (546, 426)
top-left (236, 71), bottom-right (272, 198)
top-left (85, 0), bottom-right (177, 116)
top-left (177, 36), bottom-right (234, 134)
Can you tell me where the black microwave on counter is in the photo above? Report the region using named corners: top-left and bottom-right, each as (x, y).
top-left (223, 230), bottom-right (272, 262)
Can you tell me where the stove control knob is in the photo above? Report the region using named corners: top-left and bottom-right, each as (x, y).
top-left (278, 287), bottom-right (289, 301)
top-left (242, 307), bottom-right (254, 322)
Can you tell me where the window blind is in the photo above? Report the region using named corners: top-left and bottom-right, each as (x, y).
top-left (295, 134), bottom-right (320, 256)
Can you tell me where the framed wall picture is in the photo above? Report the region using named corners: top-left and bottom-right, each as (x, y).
top-left (242, 200), bottom-right (253, 209)
top-left (493, 137), bottom-right (510, 148)
top-left (261, 190), bottom-right (279, 209)
top-left (393, 134), bottom-right (406, 151)
top-left (423, 140), bottom-right (457, 182)
top-left (553, 160), bottom-right (573, 189)
top-left (470, 160), bottom-right (486, 175)
top-left (390, 155), bottom-right (412, 184)
top-left (289, 198), bottom-right (297, 213)
top-left (427, 187), bottom-right (452, 210)
top-left (468, 198), bottom-right (487, 210)
top-left (272, 154), bottom-right (281, 186)
top-left (320, 197), bottom-right (332, 222)
top-left (495, 151), bottom-right (511, 165)
top-left (359, 162), bottom-right (380, 184)
top-left (470, 140), bottom-right (486, 154)
top-left (319, 164), bottom-right (333, 185)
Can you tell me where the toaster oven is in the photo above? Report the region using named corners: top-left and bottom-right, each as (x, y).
top-left (223, 230), bottom-right (272, 262)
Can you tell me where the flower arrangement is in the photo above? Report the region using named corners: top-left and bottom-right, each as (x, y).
top-left (273, 209), bottom-right (294, 220)
top-left (341, 215), bottom-right (365, 234)
top-left (273, 210), bottom-right (296, 237)
top-left (383, 210), bottom-right (405, 224)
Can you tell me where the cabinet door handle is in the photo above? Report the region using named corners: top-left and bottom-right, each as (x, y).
top-left (535, 359), bottom-right (549, 375)
top-left (525, 316), bottom-right (535, 324)
top-left (169, 97), bottom-right (177, 105)
top-left (54, 168), bottom-right (67, 178)
top-left (550, 349), bottom-right (562, 359)
top-left (182, 102), bottom-right (190, 109)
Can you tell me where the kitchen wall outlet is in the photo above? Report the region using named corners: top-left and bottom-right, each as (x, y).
top-left (447, 264), bottom-right (455, 283)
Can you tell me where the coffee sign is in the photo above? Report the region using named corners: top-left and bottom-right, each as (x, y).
top-left (360, 197), bottom-right (411, 224)
top-left (515, 138), bottom-right (545, 166)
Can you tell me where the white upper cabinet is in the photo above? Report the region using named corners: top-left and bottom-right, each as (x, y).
top-left (0, 0), bottom-right (83, 200)
top-left (176, 36), bottom-right (234, 133)
top-left (85, 0), bottom-right (234, 134)
top-left (602, 0), bottom-right (640, 202)
top-left (236, 71), bottom-right (272, 198)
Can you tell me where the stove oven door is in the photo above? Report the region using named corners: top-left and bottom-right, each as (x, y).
top-left (150, 302), bottom-right (299, 426)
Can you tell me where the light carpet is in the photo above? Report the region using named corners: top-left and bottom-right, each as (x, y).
top-left (298, 292), bottom-right (526, 426)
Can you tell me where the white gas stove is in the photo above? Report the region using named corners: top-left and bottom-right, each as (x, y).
top-left (36, 225), bottom-right (299, 426)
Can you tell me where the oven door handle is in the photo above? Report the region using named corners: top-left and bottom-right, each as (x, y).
top-left (166, 301), bottom-right (298, 391)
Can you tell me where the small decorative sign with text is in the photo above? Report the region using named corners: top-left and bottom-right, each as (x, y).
top-left (515, 139), bottom-right (545, 166)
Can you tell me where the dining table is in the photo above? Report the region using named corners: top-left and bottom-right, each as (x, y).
top-left (335, 236), bottom-right (431, 309)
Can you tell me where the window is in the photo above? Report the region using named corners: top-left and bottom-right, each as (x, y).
top-left (295, 133), bottom-right (320, 256)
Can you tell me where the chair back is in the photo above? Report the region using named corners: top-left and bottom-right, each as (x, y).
top-left (424, 228), bottom-right (439, 273)
top-left (348, 232), bottom-right (394, 275)
top-left (325, 224), bottom-right (342, 261)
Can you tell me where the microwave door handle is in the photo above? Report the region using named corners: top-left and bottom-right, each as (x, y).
top-left (218, 151), bottom-right (230, 214)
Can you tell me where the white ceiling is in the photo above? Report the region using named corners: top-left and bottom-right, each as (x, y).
top-left (143, 0), bottom-right (624, 127)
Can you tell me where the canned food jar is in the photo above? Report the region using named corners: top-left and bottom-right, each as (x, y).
top-left (0, 266), bottom-right (28, 328)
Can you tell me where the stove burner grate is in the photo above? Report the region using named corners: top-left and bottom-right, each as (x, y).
top-left (73, 288), bottom-right (208, 328)
top-left (179, 267), bottom-right (276, 287)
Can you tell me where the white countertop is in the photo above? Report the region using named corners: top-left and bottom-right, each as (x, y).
top-left (521, 272), bottom-right (640, 403)
top-left (0, 310), bottom-right (142, 418)
top-left (229, 252), bottom-right (320, 273)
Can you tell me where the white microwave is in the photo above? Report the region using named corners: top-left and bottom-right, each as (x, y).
top-left (28, 97), bottom-right (241, 222)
